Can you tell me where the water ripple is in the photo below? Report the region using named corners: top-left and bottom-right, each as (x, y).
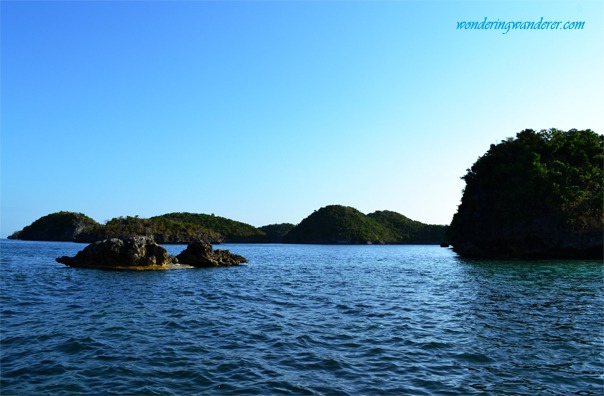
top-left (1, 241), bottom-right (603, 395)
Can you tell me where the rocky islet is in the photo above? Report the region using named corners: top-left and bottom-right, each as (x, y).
top-left (56, 237), bottom-right (248, 270)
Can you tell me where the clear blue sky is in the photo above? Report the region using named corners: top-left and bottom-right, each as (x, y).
top-left (2, 0), bottom-right (602, 236)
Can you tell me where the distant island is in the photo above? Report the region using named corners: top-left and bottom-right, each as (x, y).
top-left (283, 206), bottom-right (447, 244)
top-left (7, 206), bottom-right (448, 245)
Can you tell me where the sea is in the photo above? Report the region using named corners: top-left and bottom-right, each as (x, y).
top-left (1, 239), bottom-right (602, 395)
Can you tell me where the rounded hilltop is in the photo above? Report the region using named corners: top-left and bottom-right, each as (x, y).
top-left (283, 205), bottom-right (447, 245)
top-left (8, 211), bottom-right (102, 242)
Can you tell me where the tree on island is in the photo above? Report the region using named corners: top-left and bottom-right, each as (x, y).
top-left (448, 128), bottom-right (603, 259)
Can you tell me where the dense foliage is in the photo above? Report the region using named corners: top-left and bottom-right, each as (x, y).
top-left (259, 223), bottom-right (295, 243)
top-left (367, 211), bottom-right (448, 244)
top-left (8, 212), bottom-right (101, 242)
top-left (151, 213), bottom-right (267, 243)
top-left (283, 205), bottom-right (447, 244)
top-left (104, 216), bottom-right (222, 244)
top-left (283, 205), bottom-right (389, 244)
top-left (449, 128), bottom-right (603, 258)
top-left (9, 211), bottom-right (262, 244)
top-left (9, 208), bottom-right (447, 245)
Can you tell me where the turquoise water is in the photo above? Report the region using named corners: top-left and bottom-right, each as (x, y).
top-left (1, 240), bottom-right (602, 395)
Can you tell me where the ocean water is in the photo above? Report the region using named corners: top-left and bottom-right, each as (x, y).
top-left (1, 240), bottom-right (602, 395)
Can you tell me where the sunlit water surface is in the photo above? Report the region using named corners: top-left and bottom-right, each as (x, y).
top-left (1, 240), bottom-right (602, 395)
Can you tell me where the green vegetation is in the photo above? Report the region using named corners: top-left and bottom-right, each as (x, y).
top-left (9, 207), bottom-right (446, 245)
top-left (283, 205), bottom-right (446, 244)
top-left (8, 211), bottom-right (102, 242)
top-left (104, 216), bottom-right (222, 244)
top-left (259, 223), bottom-right (295, 243)
top-left (283, 205), bottom-right (388, 244)
top-left (449, 128), bottom-right (603, 258)
top-left (367, 211), bottom-right (448, 244)
top-left (152, 213), bottom-right (267, 243)
top-left (9, 211), bottom-right (261, 244)
top-left (8, 128), bottom-right (601, 258)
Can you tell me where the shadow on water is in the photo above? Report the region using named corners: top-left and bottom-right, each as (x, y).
top-left (450, 256), bottom-right (604, 394)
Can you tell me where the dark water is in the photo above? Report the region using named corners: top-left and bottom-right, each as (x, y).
top-left (1, 240), bottom-right (602, 395)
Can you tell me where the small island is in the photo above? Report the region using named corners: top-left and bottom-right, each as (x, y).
top-left (56, 237), bottom-right (248, 270)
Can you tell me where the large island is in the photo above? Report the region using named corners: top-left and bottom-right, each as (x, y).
top-left (448, 128), bottom-right (603, 259)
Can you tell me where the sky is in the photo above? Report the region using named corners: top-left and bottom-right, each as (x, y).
top-left (1, 0), bottom-right (603, 236)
